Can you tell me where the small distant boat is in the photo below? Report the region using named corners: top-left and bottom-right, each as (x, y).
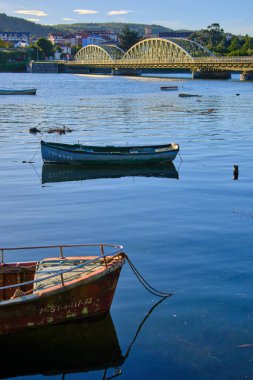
top-left (41, 140), bottom-right (179, 165)
top-left (179, 93), bottom-right (201, 97)
top-left (0, 88), bottom-right (37, 95)
top-left (41, 162), bottom-right (179, 183)
top-left (0, 243), bottom-right (126, 334)
top-left (160, 86), bottom-right (178, 91)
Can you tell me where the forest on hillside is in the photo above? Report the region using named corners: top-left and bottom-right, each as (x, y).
top-left (0, 13), bottom-right (56, 36)
top-left (190, 23), bottom-right (253, 56)
top-left (0, 14), bottom-right (172, 37)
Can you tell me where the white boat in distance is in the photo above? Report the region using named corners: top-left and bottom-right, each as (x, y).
top-left (41, 140), bottom-right (180, 165)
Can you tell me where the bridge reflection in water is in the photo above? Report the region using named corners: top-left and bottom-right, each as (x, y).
top-left (68, 38), bottom-right (253, 78)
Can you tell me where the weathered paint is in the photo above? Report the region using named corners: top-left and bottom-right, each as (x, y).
top-left (0, 253), bottom-right (125, 334)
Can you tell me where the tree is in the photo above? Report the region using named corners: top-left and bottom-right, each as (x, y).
top-left (0, 38), bottom-right (8, 48)
top-left (241, 35), bottom-right (253, 55)
top-left (118, 25), bottom-right (140, 52)
top-left (206, 23), bottom-right (224, 50)
top-left (29, 44), bottom-right (43, 60)
top-left (227, 36), bottom-right (243, 55)
top-left (71, 44), bottom-right (82, 57)
top-left (216, 36), bottom-right (229, 55)
top-left (35, 38), bottom-right (54, 58)
top-left (190, 23), bottom-right (225, 54)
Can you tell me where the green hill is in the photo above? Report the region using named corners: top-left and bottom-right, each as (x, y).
top-left (0, 13), bottom-right (187, 38)
top-left (53, 22), bottom-right (174, 35)
top-left (0, 13), bottom-right (57, 36)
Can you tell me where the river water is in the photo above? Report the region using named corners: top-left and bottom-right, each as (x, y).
top-left (0, 72), bottom-right (253, 379)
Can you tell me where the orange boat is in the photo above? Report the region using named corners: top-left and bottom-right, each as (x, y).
top-left (0, 243), bottom-right (126, 334)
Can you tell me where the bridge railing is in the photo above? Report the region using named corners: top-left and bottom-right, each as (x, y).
top-left (192, 56), bottom-right (253, 63)
top-left (73, 56), bottom-right (253, 65)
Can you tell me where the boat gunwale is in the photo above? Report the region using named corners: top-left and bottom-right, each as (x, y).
top-left (0, 255), bottom-right (125, 308)
top-left (0, 243), bottom-right (124, 297)
top-left (0, 242), bottom-right (123, 253)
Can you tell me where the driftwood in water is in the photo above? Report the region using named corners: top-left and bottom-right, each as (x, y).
top-left (29, 127), bottom-right (41, 134)
top-left (201, 108), bottom-right (215, 115)
top-left (47, 126), bottom-right (73, 135)
top-left (29, 123), bottom-right (73, 135)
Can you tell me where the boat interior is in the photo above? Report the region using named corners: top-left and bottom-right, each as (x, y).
top-left (0, 244), bottom-right (124, 302)
top-left (42, 140), bottom-right (178, 154)
top-left (0, 262), bottom-right (37, 301)
top-left (0, 255), bottom-right (124, 302)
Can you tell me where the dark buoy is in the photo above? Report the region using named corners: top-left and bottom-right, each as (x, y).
top-left (236, 94), bottom-right (240, 96)
top-left (233, 165), bottom-right (239, 180)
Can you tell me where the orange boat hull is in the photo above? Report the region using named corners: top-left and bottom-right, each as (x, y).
top-left (0, 267), bottom-right (122, 334)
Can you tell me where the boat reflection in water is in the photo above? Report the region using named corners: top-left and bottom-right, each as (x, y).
top-left (41, 162), bottom-right (179, 184)
top-left (0, 296), bottom-right (171, 379)
top-left (0, 313), bottom-right (123, 379)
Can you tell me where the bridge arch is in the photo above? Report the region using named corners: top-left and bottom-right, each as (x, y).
top-left (121, 38), bottom-right (214, 63)
top-left (75, 44), bottom-right (124, 63)
top-left (166, 38), bottom-right (215, 57)
top-left (122, 38), bottom-right (190, 62)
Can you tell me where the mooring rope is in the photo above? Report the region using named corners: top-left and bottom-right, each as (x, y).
top-left (22, 141), bottom-right (41, 163)
top-left (123, 294), bottom-right (171, 360)
top-left (126, 256), bottom-right (174, 297)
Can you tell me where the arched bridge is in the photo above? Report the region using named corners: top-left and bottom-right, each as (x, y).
top-left (68, 38), bottom-right (253, 73)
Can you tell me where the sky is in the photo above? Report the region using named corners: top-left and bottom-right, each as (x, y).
top-left (1, 0), bottom-right (253, 36)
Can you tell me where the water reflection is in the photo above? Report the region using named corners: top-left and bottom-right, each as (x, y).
top-left (41, 162), bottom-right (179, 184)
top-left (0, 296), bottom-right (171, 379)
top-left (0, 314), bottom-right (123, 379)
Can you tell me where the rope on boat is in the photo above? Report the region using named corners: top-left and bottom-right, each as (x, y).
top-left (126, 256), bottom-right (174, 297)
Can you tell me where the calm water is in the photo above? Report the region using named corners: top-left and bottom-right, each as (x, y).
top-left (0, 72), bottom-right (253, 379)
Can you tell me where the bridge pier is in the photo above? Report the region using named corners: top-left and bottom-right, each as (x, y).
top-left (112, 68), bottom-right (141, 76)
top-left (240, 71), bottom-right (253, 81)
top-left (192, 70), bottom-right (231, 80)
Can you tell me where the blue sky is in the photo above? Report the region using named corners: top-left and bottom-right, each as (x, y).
top-left (1, 0), bottom-right (253, 36)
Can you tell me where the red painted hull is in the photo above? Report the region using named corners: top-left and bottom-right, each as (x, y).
top-left (0, 252), bottom-right (125, 334)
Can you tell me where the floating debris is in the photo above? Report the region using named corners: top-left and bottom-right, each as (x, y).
top-left (47, 126), bottom-right (73, 135)
top-left (201, 108), bottom-right (215, 115)
top-left (29, 127), bottom-right (41, 134)
top-left (29, 121), bottom-right (46, 134)
top-left (29, 121), bottom-right (73, 135)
